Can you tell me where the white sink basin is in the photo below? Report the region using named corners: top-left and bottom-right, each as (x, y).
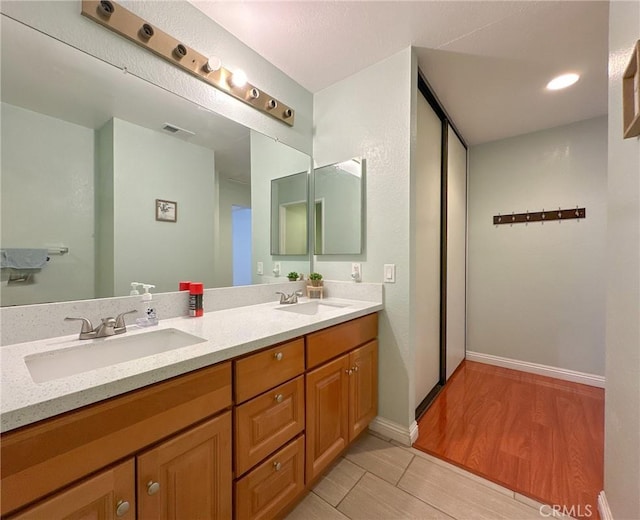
top-left (25, 328), bottom-right (207, 383)
top-left (276, 301), bottom-right (350, 316)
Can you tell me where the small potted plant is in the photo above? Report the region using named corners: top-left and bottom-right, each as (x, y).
top-left (309, 272), bottom-right (323, 287)
top-left (287, 271), bottom-right (299, 282)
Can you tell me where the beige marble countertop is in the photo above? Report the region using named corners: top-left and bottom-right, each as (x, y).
top-left (1, 297), bottom-right (382, 432)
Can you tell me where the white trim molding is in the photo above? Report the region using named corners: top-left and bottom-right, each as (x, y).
top-left (369, 416), bottom-right (418, 446)
top-left (466, 351), bottom-right (605, 388)
top-left (598, 491), bottom-right (614, 520)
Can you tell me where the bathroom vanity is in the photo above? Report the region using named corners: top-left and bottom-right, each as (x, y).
top-left (0, 299), bottom-right (380, 519)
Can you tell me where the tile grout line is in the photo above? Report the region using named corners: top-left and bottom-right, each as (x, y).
top-left (394, 453), bottom-right (416, 486)
top-left (333, 469), bottom-right (370, 514)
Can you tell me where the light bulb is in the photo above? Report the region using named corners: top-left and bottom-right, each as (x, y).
top-left (546, 73), bottom-right (580, 90)
top-left (203, 57), bottom-right (221, 73)
top-left (231, 69), bottom-right (247, 88)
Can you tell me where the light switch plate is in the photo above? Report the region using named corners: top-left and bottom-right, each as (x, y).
top-left (384, 264), bottom-right (396, 283)
top-left (257, 262), bottom-right (263, 275)
top-left (273, 262), bottom-right (281, 276)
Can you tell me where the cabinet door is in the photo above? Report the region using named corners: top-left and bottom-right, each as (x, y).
top-left (137, 411), bottom-right (232, 520)
top-left (8, 459), bottom-right (135, 520)
top-left (349, 340), bottom-right (378, 441)
top-left (305, 354), bottom-right (350, 482)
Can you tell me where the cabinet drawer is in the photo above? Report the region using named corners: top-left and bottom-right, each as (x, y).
top-left (234, 339), bottom-right (304, 403)
top-left (1, 362), bottom-right (231, 517)
top-left (234, 435), bottom-right (305, 520)
top-left (306, 313), bottom-right (378, 369)
top-left (235, 376), bottom-right (305, 476)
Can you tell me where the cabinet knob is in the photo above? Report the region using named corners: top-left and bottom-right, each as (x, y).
top-left (115, 500), bottom-right (130, 517)
top-left (274, 393), bottom-right (284, 403)
top-left (274, 352), bottom-right (283, 361)
top-left (346, 369), bottom-right (353, 375)
top-left (147, 481), bottom-right (160, 495)
top-left (352, 365), bottom-right (359, 373)
top-left (273, 461), bottom-right (282, 471)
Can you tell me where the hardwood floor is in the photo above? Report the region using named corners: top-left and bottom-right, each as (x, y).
top-left (414, 361), bottom-right (604, 520)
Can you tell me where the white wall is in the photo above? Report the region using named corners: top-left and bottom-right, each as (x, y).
top-left (314, 47), bottom-right (415, 429)
top-left (1, 102), bottom-right (95, 305)
top-left (250, 131), bottom-right (311, 283)
top-left (467, 116), bottom-right (607, 376)
top-left (604, 2), bottom-right (640, 517)
top-left (0, 1), bottom-right (312, 154)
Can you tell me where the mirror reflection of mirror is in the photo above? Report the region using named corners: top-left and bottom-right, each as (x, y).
top-left (314, 158), bottom-right (364, 255)
top-left (270, 172), bottom-right (309, 256)
top-left (0, 16), bottom-right (311, 307)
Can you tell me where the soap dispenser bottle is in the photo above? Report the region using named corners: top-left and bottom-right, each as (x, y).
top-left (136, 284), bottom-right (158, 327)
top-left (130, 282), bottom-right (142, 296)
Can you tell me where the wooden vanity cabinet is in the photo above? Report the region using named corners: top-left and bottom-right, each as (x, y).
top-left (305, 314), bottom-right (379, 483)
top-left (2, 312), bottom-right (379, 520)
top-left (233, 338), bottom-right (306, 520)
top-left (137, 412), bottom-right (232, 520)
top-left (7, 459), bottom-right (136, 520)
top-left (1, 362), bottom-right (232, 519)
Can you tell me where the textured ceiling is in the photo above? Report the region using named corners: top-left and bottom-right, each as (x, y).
top-left (190, 1), bottom-right (609, 145)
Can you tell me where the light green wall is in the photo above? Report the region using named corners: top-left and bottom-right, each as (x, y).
top-left (250, 131), bottom-right (311, 282)
top-left (313, 47), bottom-right (415, 429)
top-left (604, 1), bottom-right (640, 517)
top-left (314, 169), bottom-right (361, 254)
top-left (1, 102), bottom-right (95, 305)
top-left (106, 118), bottom-right (216, 295)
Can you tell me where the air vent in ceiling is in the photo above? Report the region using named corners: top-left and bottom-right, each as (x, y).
top-left (162, 123), bottom-right (195, 137)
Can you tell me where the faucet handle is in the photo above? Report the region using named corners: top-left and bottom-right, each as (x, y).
top-left (275, 291), bottom-right (287, 304)
top-left (65, 317), bottom-right (93, 333)
top-left (295, 290), bottom-right (304, 297)
top-left (115, 309), bottom-right (137, 329)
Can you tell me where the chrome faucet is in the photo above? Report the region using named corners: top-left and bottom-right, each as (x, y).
top-left (65, 310), bottom-right (137, 340)
top-left (276, 290), bottom-right (304, 304)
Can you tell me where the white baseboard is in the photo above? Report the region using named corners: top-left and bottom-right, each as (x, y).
top-left (466, 351), bottom-right (605, 388)
top-left (598, 491), bottom-right (613, 520)
top-left (369, 416), bottom-right (418, 446)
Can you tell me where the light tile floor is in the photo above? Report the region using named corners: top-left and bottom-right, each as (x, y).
top-left (286, 431), bottom-right (569, 520)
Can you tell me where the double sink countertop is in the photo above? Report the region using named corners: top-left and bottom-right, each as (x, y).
top-left (0, 297), bottom-right (383, 433)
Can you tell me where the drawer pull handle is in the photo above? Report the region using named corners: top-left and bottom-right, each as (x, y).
top-left (273, 461), bottom-right (282, 471)
top-left (115, 500), bottom-right (130, 517)
top-left (274, 352), bottom-right (284, 361)
top-left (275, 393), bottom-right (284, 403)
top-left (147, 481), bottom-right (160, 495)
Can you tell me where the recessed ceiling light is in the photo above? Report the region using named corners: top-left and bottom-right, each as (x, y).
top-left (546, 73), bottom-right (580, 90)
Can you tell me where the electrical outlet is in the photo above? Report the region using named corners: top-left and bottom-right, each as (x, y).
top-left (257, 262), bottom-right (263, 275)
top-left (351, 263), bottom-right (361, 282)
top-left (273, 262), bottom-right (281, 276)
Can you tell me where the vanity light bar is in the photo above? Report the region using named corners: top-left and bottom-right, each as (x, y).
top-left (81, 0), bottom-right (295, 127)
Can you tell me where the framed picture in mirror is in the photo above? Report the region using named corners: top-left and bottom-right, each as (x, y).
top-left (156, 199), bottom-right (177, 222)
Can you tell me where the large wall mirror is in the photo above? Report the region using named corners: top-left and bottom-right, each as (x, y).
top-left (271, 172), bottom-right (309, 255)
top-left (0, 16), bottom-right (311, 307)
top-left (314, 158), bottom-right (364, 255)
